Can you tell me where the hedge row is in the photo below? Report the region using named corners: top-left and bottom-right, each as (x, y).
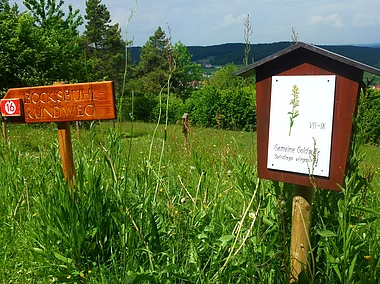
top-left (117, 84), bottom-right (256, 131)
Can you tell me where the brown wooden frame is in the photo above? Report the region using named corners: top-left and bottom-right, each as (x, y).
top-left (237, 43), bottom-right (380, 191)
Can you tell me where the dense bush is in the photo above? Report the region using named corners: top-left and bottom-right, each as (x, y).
top-left (151, 95), bottom-right (186, 124)
top-left (357, 88), bottom-right (380, 145)
top-left (117, 92), bottom-right (185, 123)
top-left (185, 85), bottom-right (256, 130)
top-left (117, 64), bottom-right (257, 130)
top-left (118, 92), bottom-right (157, 121)
top-left (117, 84), bottom-right (257, 130)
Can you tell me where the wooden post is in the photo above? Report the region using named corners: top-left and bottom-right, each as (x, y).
top-left (57, 121), bottom-right (75, 186)
top-left (290, 185), bottom-right (314, 283)
top-left (54, 82), bottom-right (75, 187)
top-left (182, 113), bottom-right (189, 150)
top-left (2, 119), bottom-right (7, 144)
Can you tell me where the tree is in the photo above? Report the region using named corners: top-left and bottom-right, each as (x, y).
top-left (23, 0), bottom-right (65, 29)
top-left (137, 26), bottom-right (170, 75)
top-left (84, 0), bottom-right (126, 88)
top-left (129, 28), bottom-right (201, 98)
top-left (127, 26), bottom-right (171, 95)
top-left (84, 0), bottom-right (110, 50)
top-left (172, 41), bottom-right (202, 100)
top-left (207, 64), bottom-right (243, 89)
top-left (0, 0), bottom-right (24, 91)
top-left (122, 27), bottom-right (202, 121)
top-left (1, 0), bottom-right (86, 92)
top-left (24, 0), bottom-right (84, 84)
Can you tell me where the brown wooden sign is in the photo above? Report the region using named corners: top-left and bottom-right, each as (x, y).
top-left (1, 81), bottom-right (116, 123)
top-left (236, 42), bottom-right (380, 191)
top-left (236, 43), bottom-right (380, 282)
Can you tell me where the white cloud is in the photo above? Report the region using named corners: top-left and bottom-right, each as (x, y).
top-left (308, 14), bottom-right (344, 28)
top-left (221, 13), bottom-right (247, 27)
top-left (10, 0), bottom-right (380, 46)
top-left (309, 15), bottom-right (324, 24)
top-left (327, 14), bottom-right (344, 28)
top-left (353, 13), bottom-right (374, 27)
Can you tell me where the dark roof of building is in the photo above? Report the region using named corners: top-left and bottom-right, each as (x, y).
top-left (236, 42), bottom-right (380, 77)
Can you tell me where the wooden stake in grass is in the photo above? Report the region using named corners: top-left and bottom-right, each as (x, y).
top-left (182, 113), bottom-right (189, 150)
top-left (290, 185), bottom-right (314, 283)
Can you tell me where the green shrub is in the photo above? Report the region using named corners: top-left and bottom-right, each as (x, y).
top-left (151, 95), bottom-right (186, 124)
top-left (117, 92), bottom-right (158, 121)
top-left (117, 92), bottom-right (186, 123)
top-left (357, 88), bottom-right (380, 145)
top-left (185, 85), bottom-right (256, 130)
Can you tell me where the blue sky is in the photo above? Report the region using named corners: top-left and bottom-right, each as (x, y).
top-left (12, 0), bottom-right (380, 47)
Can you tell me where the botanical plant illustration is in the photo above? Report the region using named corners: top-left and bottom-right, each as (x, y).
top-left (307, 136), bottom-right (319, 188)
top-left (288, 85), bottom-right (300, 136)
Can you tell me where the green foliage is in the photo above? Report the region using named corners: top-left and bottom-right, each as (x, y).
top-left (151, 95), bottom-right (185, 124)
top-left (357, 88), bottom-right (380, 145)
top-left (0, 0), bottom-right (85, 90)
top-left (120, 28), bottom-right (202, 122)
top-left (118, 92), bottom-right (155, 121)
top-left (22, 0), bottom-right (84, 84)
top-left (0, 2), bottom-right (28, 90)
top-left (138, 26), bottom-right (169, 70)
top-left (24, 0), bottom-right (65, 28)
top-left (0, 122), bottom-right (379, 282)
top-left (84, 0), bottom-right (110, 49)
top-left (126, 28), bottom-right (201, 99)
top-left (118, 92), bottom-right (185, 123)
top-left (311, 123), bottom-right (379, 283)
top-left (181, 64), bottom-right (256, 131)
top-left (84, 0), bottom-right (126, 90)
top-left (125, 26), bottom-right (171, 97)
top-left (207, 64), bottom-right (244, 89)
top-left (172, 41), bottom-right (202, 100)
top-left (185, 84), bottom-right (256, 130)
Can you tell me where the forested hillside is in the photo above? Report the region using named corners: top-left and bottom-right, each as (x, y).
top-left (1, 0), bottom-right (379, 130)
top-left (131, 42), bottom-right (380, 68)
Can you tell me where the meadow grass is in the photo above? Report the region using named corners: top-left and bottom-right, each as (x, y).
top-left (0, 121), bottom-right (379, 283)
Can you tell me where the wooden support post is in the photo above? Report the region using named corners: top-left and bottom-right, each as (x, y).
top-left (182, 113), bottom-right (189, 150)
top-left (290, 185), bottom-right (314, 283)
top-left (58, 122), bottom-right (75, 186)
top-left (53, 82), bottom-right (75, 187)
top-left (2, 119), bottom-right (7, 144)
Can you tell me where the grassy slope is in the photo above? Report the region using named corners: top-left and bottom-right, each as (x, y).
top-left (0, 122), bottom-right (379, 283)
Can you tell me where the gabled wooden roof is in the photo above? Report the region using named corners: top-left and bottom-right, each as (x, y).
top-left (236, 42), bottom-right (380, 77)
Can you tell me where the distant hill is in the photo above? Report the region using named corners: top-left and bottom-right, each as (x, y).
top-left (353, 43), bottom-right (380, 48)
top-left (130, 42), bottom-right (380, 69)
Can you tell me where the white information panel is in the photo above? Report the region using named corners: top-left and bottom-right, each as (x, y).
top-left (267, 75), bottom-right (336, 177)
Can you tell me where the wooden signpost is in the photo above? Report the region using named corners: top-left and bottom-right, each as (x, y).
top-left (236, 42), bottom-right (380, 282)
top-left (182, 113), bottom-right (189, 149)
top-left (1, 81), bottom-right (116, 185)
